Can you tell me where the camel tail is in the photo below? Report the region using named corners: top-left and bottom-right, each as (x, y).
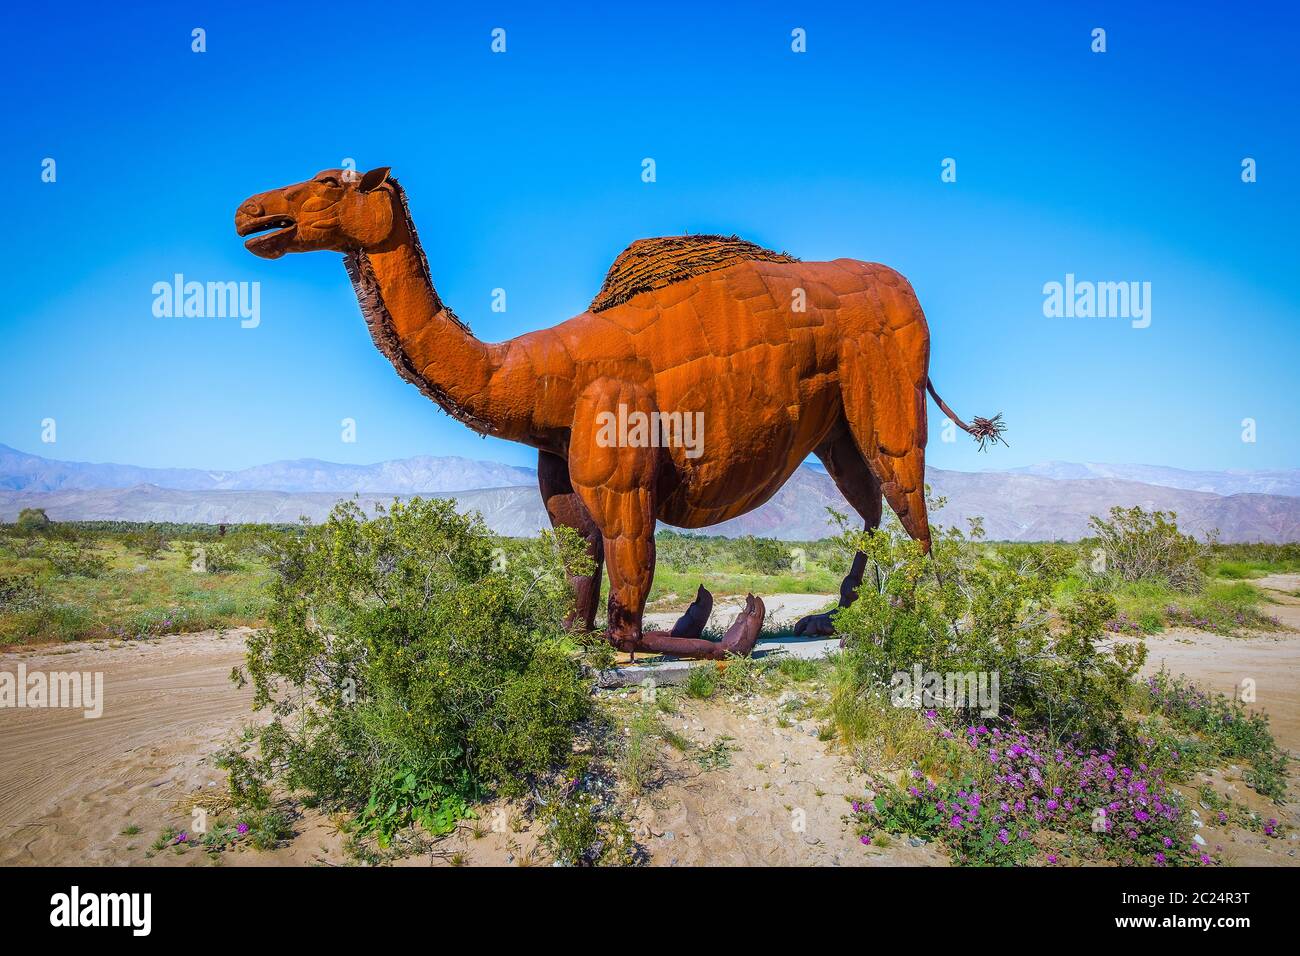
top-left (926, 378), bottom-right (1008, 451)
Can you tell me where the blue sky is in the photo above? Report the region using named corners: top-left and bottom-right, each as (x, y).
top-left (3, 1), bottom-right (1297, 474)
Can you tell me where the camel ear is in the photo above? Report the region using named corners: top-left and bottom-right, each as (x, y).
top-left (358, 166), bottom-right (391, 192)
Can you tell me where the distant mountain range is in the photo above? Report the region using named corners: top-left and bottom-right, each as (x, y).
top-left (1, 443), bottom-right (1297, 543)
top-left (1002, 461), bottom-right (1300, 498)
top-left (0, 443), bottom-right (536, 494)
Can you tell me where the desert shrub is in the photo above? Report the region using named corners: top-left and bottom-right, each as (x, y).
top-left (732, 535), bottom-right (790, 575)
top-left (44, 541), bottom-right (109, 578)
top-left (1099, 578), bottom-right (1279, 637)
top-left (15, 508), bottom-right (52, 534)
top-left (809, 538), bottom-right (852, 576)
top-left (223, 498), bottom-right (594, 848)
top-left (1086, 506), bottom-right (1209, 592)
top-left (715, 653), bottom-right (767, 697)
top-left (184, 541), bottom-right (241, 574)
top-left (0, 572), bottom-right (43, 612)
top-left (830, 506), bottom-right (1145, 753)
top-left (656, 530), bottom-right (711, 573)
top-left (123, 528), bottom-right (167, 559)
top-left (538, 782), bottom-right (635, 866)
top-left (1206, 542), bottom-right (1300, 577)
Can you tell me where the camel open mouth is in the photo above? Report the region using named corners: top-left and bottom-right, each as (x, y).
top-left (237, 215), bottom-right (297, 257)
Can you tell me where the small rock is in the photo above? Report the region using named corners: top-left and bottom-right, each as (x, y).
top-left (908, 836), bottom-right (927, 848)
top-left (1193, 834), bottom-right (1207, 847)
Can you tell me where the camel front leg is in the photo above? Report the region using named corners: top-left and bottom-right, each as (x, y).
top-left (538, 449), bottom-right (603, 632)
top-left (568, 378), bottom-right (764, 659)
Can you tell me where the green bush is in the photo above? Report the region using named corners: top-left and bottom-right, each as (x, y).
top-left (223, 498), bottom-right (594, 848)
top-left (15, 508), bottom-right (52, 534)
top-left (1205, 542), bottom-right (1300, 578)
top-left (0, 601), bottom-right (95, 644)
top-left (538, 785), bottom-right (635, 866)
top-left (123, 528), bottom-right (167, 559)
top-left (44, 542), bottom-right (109, 578)
top-left (683, 664), bottom-right (718, 699)
top-left (732, 535), bottom-right (790, 575)
top-left (656, 530), bottom-right (711, 573)
top-left (184, 541), bottom-right (241, 574)
top-left (1086, 506), bottom-right (1208, 592)
top-left (831, 495), bottom-right (1146, 753)
top-left (0, 572), bottom-right (43, 612)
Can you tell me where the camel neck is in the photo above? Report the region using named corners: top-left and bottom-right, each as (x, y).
top-left (345, 222), bottom-right (514, 438)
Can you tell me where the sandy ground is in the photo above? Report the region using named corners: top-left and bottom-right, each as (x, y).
top-left (619, 695), bottom-right (945, 866)
top-left (2, 580), bottom-right (1297, 867)
top-left (0, 629), bottom-right (256, 866)
top-left (1139, 574), bottom-right (1300, 754)
top-left (1131, 573), bottom-right (1300, 866)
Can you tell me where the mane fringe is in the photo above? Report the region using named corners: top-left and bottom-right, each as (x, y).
top-left (387, 176), bottom-right (471, 334)
top-left (344, 177), bottom-right (489, 433)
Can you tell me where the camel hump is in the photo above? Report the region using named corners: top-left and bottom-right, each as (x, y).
top-left (589, 234), bottom-right (798, 312)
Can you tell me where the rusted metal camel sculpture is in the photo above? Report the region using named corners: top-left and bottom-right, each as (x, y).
top-left (235, 167), bottom-right (1003, 659)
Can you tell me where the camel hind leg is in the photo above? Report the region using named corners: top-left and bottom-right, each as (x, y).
top-left (793, 428), bottom-right (883, 637)
top-left (837, 337), bottom-right (932, 554)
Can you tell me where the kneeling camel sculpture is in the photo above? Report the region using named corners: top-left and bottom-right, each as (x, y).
top-left (236, 167), bottom-right (1004, 659)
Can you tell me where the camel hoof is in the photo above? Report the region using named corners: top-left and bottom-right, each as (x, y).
top-left (720, 593), bottom-right (765, 656)
top-left (793, 611), bottom-right (836, 638)
top-left (670, 584), bottom-right (713, 638)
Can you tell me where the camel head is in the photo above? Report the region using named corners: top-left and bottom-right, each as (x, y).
top-left (235, 166), bottom-right (397, 259)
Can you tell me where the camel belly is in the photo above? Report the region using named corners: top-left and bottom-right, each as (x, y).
top-left (656, 454), bottom-right (807, 528)
top-left (653, 375), bottom-right (840, 528)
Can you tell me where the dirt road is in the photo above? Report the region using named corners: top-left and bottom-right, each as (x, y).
top-left (1138, 574), bottom-right (1300, 754)
top-left (0, 629), bottom-right (254, 866)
